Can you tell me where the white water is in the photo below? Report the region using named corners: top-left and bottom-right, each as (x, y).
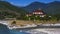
top-left (0, 20), bottom-right (9, 25)
top-left (23, 28), bottom-right (60, 34)
top-left (0, 21), bottom-right (60, 34)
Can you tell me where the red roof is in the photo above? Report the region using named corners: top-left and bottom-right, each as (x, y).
top-left (33, 9), bottom-right (46, 15)
top-left (34, 10), bottom-right (42, 12)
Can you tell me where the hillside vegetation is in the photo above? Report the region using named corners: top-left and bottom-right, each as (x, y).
top-left (23, 1), bottom-right (60, 15)
top-left (0, 1), bottom-right (27, 19)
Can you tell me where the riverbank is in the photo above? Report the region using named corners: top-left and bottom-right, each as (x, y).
top-left (8, 20), bottom-right (60, 26)
top-left (0, 20), bottom-right (60, 29)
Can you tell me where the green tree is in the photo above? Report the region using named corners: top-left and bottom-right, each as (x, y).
top-left (12, 21), bottom-right (16, 24)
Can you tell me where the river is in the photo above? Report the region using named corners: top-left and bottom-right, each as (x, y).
top-left (0, 21), bottom-right (60, 34)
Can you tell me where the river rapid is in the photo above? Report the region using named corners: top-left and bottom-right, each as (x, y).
top-left (0, 21), bottom-right (60, 34)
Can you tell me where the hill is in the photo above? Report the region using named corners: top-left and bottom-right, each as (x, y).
top-left (0, 1), bottom-right (27, 19)
top-left (23, 1), bottom-right (60, 15)
top-left (23, 2), bottom-right (46, 12)
top-left (45, 1), bottom-right (60, 15)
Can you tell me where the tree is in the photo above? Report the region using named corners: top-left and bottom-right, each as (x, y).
top-left (43, 15), bottom-right (50, 21)
top-left (23, 16), bottom-right (29, 20)
top-left (11, 21), bottom-right (16, 25)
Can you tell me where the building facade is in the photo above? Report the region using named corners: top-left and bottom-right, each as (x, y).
top-left (26, 9), bottom-right (46, 17)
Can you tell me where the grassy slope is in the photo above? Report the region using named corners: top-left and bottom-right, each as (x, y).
top-left (0, 1), bottom-right (27, 18)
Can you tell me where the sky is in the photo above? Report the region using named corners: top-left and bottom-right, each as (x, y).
top-left (4, 0), bottom-right (60, 6)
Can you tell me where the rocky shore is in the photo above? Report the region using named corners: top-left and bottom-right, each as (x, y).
top-left (0, 20), bottom-right (60, 30)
